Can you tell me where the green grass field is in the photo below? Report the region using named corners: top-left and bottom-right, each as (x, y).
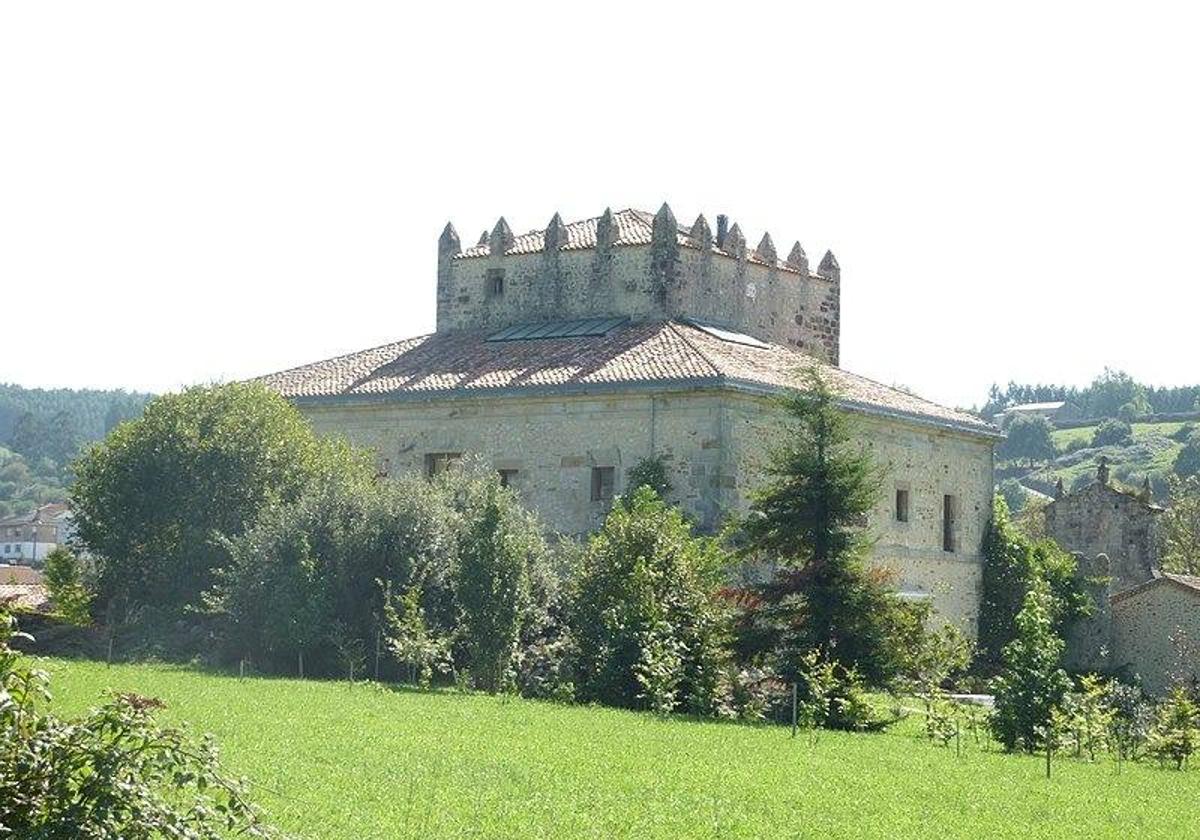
top-left (1049, 421), bottom-right (1187, 450)
top-left (34, 658), bottom-right (1196, 839)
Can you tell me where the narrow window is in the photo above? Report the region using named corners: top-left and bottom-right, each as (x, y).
top-left (498, 468), bottom-right (518, 488)
top-left (591, 466), bottom-right (615, 502)
top-left (895, 489), bottom-right (910, 523)
top-left (486, 268), bottom-right (505, 298)
top-left (424, 452), bottom-right (462, 478)
top-left (942, 494), bottom-right (956, 552)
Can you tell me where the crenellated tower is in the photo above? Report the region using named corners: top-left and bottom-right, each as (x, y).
top-left (434, 204), bottom-right (842, 364)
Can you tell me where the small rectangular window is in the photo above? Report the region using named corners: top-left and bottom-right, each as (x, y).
top-left (498, 468), bottom-right (518, 488)
top-left (942, 494), bottom-right (956, 552)
top-left (424, 452), bottom-right (462, 478)
top-left (487, 268), bottom-right (505, 297)
top-left (895, 489), bottom-right (910, 523)
top-left (591, 466), bottom-right (615, 502)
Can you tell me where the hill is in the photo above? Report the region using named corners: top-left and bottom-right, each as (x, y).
top-left (0, 383), bottom-right (152, 517)
top-left (39, 658), bottom-right (1195, 839)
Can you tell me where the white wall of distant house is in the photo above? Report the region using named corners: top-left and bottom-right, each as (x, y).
top-left (0, 541), bottom-right (55, 562)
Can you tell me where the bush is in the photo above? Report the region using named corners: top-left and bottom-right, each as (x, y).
top-left (572, 486), bottom-right (730, 715)
top-left (1092, 418), bottom-right (1133, 448)
top-left (42, 546), bottom-right (91, 626)
top-left (1146, 688), bottom-right (1199, 770)
top-left (0, 612), bottom-right (274, 838)
top-left (625, 455), bottom-right (673, 502)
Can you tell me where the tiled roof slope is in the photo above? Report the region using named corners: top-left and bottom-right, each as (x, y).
top-left (1111, 573), bottom-right (1200, 604)
top-left (457, 209), bottom-right (805, 274)
top-left (259, 321), bottom-right (995, 437)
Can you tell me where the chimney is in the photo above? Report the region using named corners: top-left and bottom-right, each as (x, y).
top-left (716, 214), bottom-right (729, 249)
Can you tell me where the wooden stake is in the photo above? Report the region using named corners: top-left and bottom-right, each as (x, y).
top-left (791, 683), bottom-right (798, 739)
top-left (239, 659), bottom-right (245, 679)
top-left (298, 649), bottom-right (304, 680)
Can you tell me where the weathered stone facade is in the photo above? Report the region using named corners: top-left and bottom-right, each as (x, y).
top-left (1045, 462), bottom-right (1161, 593)
top-left (262, 205), bottom-right (999, 633)
top-left (1110, 576), bottom-right (1200, 695)
top-left (438, 208), bottom-right (841, 364)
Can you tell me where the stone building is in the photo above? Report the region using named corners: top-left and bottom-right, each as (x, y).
top-left (1109, 574), bottom-right (1200, 695)
top-left (258, 206), bottom-right (999, 631)
top-left (1045, 458), bottom-right (1162, 594)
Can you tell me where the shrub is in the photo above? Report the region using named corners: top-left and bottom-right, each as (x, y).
top-left (998, 415), bottom-right (1055, 465)
top-left (991, 578), bottom-right (1071, 752)
top-left (572, 486), bottom-right (730, 715)
top-left (42, 546), bottom-right (91, 626)
top-left (1092, 418), bottom-right (1133, 448)
top-left (0, 612), bottom-right (273, 838)
top-left (1146, 688), bottom-right (1200, 769)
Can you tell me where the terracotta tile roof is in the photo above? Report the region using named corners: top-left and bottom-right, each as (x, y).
top-left (258, 321), bottom-right (995, 437)
top-left (1111, 573), bottom-right (1200, 604)
top-left (457, 209), bottom-right (809, 275)
top-left (0, 583), bottom-right (50, 613)
top-left (0, 565), bottom-right (43, 585)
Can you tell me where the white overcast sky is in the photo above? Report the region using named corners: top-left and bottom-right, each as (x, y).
top-left (2, 2), bottom-right (1196, 409)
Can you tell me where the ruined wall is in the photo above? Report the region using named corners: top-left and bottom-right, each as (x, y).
top-left (1111, 581), bottom-right (1200, 695)
top-left (1044, 480), bottom-right (1160, 593)
top-left (436, 207), bottom-right (840, 364)
top-left (297, 386), bottom-right (993, 632)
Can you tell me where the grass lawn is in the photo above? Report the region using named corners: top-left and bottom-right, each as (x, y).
top-left (37, 658), bottom-right (1196, 839)
top-left (1049, 421), bottom-right (1187, 451)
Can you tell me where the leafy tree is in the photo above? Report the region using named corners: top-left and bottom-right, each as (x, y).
top-left (991, 578), bottom-right (1071, 752)
top-left (998, 478), bottom-right (1028, 514)
top-left (978, 495), bottom-right (1085, 668)
top-left (381, 582), bottom-right (450, 687)
top-left (42, 547), bottom-right (91, 626)
top-left (572, 486), bottom-right (729, 714)
top-left (453, 480), bottom-right (541, 692)
top-left (738, 371), bottom-right (912, 686)
top-left (998, 414), bottom-right (1055, 466)
top-left (1173, 436), bottom-right (1200, 479)
top-left (1092, 418), bottom-right (1133, 448)
top-left (0, 612), bottom-right (273, 838)
top-left (1160, 475), bottom-right (1200, 575)
top-left (72, 383), bottom-right (372, 615)
top-left (626, 455), bottom-right (673, 502)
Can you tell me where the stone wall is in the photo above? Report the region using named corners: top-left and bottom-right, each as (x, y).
top-left (436, 210), bottom-right (840, 364)
top-left (297, 386), bottom-right (993, 632)
top-left (1044, 477), bottom-right (1160, 593)
top-left (1111, 580), bottom-right (1200, 695)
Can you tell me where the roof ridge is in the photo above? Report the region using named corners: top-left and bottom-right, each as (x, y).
top-left (255, 334), bottom-right (431, 382)
top-left (667, 320), bottom-right (722, 379)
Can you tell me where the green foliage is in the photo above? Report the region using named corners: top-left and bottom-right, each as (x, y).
top-left (380, 582), bottom-right (450, 688)
top-left (1092, 418), bottom-right (1133, 448)
top-left (0, 613), bottom-right (273, 838)
top-left (42, 547), bottom-right (91, 625)
top-left (991, 578), bottom-right (1071, 752)
top-left (1160, 475), bottom-right (1200, 575)
top-left (738, 371), bottom-right (911, 686)
top-left (998, 414), bottom-right (1055, 465)
top-left (625, 455), bottom-right (673, 503)
top-left (572, 486), bottom-right (730, 714)
top-left (997, 478), bottom-right (1028, 514)
top-left (978, 495), bottom-right (1086, 668)
top-left (1146, 688), bottom-right (1200, 769)
top-left (452, 480), bottom-right (540, 693)
top-left (1172, 436), bottom-right (1200, 478)
top-left (72, 382), bottom-right (373, 615)
top-left (1050, 675), bottom-right (1114, 761)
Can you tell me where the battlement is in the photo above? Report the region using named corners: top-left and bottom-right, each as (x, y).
top-left (436, 204), bottom-right (841, 364)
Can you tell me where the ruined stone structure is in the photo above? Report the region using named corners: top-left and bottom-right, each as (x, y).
top-left (1110, 574), bottom-right (1200, 695)
top-left (1046, 458), bottom-right (1161, 594)
top-left (259, 205), bottom-right (999, 631)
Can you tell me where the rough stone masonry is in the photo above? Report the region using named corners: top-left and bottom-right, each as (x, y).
top-left (258, 205), bottom-right (999, 633)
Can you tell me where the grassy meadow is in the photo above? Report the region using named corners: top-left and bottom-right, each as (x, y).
top-left (35, 658), bottom-right (1196, 839)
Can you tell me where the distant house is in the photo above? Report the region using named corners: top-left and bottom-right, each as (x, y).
top-left (0, 503), bottom-right (70, 564)
top-left (998, 401), bottom-right (1081, 425)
